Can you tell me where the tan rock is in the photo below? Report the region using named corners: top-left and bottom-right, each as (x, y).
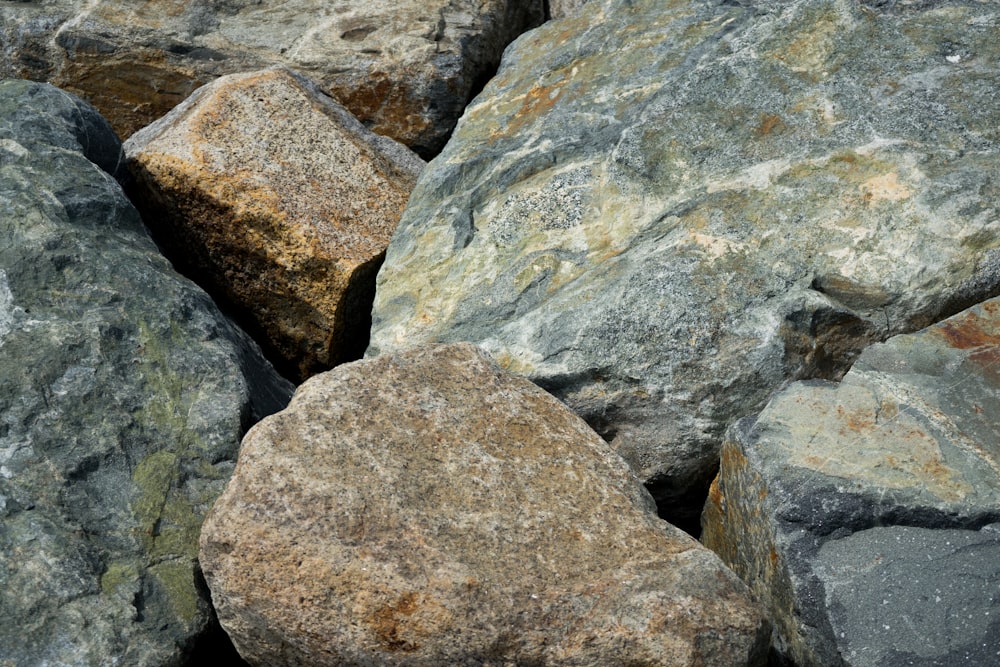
top-left (200, 343), bottom-right (769, 666)
top-left (125, 67), bottom-right (424, 381)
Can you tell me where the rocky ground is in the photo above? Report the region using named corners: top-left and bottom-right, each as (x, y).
top-left (1, 0), bottom-right (997, 665)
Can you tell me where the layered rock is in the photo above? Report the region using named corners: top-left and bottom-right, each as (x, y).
top-left (125, 67), bottom-right (424, 381)
top-left (200, 343), bottom-right (768, 666)
top-left (0, 80), bottom-right (292, 666)
top-left (702, 297), bottom-right (1000, 666)
top-left (0, 0), bottom-right (545, 156)
top-left (367, 0), bottom-right (1000, 523)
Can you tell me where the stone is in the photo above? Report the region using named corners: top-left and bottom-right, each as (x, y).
top-left (125, 67), bottom-right (425, 382)
top-left (547, 0), bottom-right (591, 20)
top-left (0, 0), bottom-right (545, 156)
top-left (200, 343), bottom-right (769, 666)
top-left (367, 0), bottom-right (1000, 524)
top-left (0, 80), bottom-right (293, 666)
top-left (701, 297), bottom-right (1000, 666)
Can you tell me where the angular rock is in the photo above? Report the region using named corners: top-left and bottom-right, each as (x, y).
top-left (200, 343), bottom-right (769, 666)
top-left (367, 0), bottom-right (1000, 523)
top-left (0, 80), bottom-right (293, 666)
top-left (125, 67), bottom-right (425, 382)
top-left (0, 0), bottom-right (545, 156)
top-left (701, 297), bottom-right (1000, 666)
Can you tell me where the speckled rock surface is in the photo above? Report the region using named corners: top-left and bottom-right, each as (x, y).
top-left (368, 0), bottom-right (1000, 523)
top-left (0, 0), bottom-right (545, 156)
top-left (125, 67), bottom-right (424, 381)
top-left (0, 80), bottom-right (292, 666)
top-left (701, 297), bottom-right (1000, 666)
top-left (200, 343), bottom-right (769, 667)
top-left (548, 0), bottom-right (591, 20)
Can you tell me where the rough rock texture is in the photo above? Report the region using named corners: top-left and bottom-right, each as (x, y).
top-left (0, 80), bottom-right (293, 666)
top-left (701, 297), bottom-right (1000, 666)
top-left (0, 0), bottom-right (545, 156)
top-left (125, 67), bottom-right (425, 382)
top-left (548, 0), bottom-right (591, 20)
top-left (367, 0), bottom-right (1000, 523)
top-left (200, 343), bottom-right (769, 667)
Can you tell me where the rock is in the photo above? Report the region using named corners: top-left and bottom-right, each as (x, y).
top-left (367, 0), bottom-right (1000, 524)
top-left (125, 67), bottom-right (424, 382)
top-left (701, 297), bottom-right (1000, 666)
top-left (0, 80), bottom-right (293, 666)
top-left (200, 343), bottom-right (769, 666)
top-left (547, 0), bottom-right (591, 20)
top-left (0, 0), bottom-right (545, 156)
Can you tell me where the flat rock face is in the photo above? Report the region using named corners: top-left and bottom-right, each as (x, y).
top-left (0, 0), bottom-right (545, 156)
top-left (701, 297), bottom-right (1000, 666)
top-left (0, 80), bottom-right (292, 666)
top-left (200, 343), bottom-right (768, 667)
top-left (125, 67), bottom-right (425, 381)
top-left (367, 0), bottom-right (1000, 520)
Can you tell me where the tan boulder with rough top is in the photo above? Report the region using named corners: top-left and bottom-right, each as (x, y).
top-left (199, 343), bottom-right (769, 666)
top-left (125, 67), bottom-right (424, 381)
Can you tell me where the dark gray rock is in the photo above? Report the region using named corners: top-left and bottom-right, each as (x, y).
top-left (0, 80), bottom-right (292, 666)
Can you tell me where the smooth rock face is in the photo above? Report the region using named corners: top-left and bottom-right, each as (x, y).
top-left (125, 67), bottom-right (425, 382)
top-left (0, 0), bottom-right (545, 156)
top-left (0, 80), bottom-right (292, 666)
top-left (367, 0), bottom-right (1000, 521)
top-left (200, 343), bottom-right (768, 667)
top-left (701, 297), bottom-right (1000, 666)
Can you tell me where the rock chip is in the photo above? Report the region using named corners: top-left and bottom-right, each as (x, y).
top-left (200, 343), bottom-right (768, 666)
top-left (0, 0), bottom-right (545, 156)
top-left (126, 67), bottom-right (425, 382)
top-left (701, 297), bottom-right (1000, 666)
top-left (368, 0), bottom-right (1000, 523)
top-left (0, 80), bottom-right (292, 666)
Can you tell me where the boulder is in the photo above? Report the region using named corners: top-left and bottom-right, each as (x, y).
top-left (367, 0), bottom-right (1000, 524)
top-left (0, 0), bottom-right (545, 156)
top-left (200, 343), bottom-right (769, 666)
top-left (548, 0), bottom-right (591, 20)
top-left (0, 80), bottom-right (293, 666)
top-left (701, 297), bottom-right (1000, 666)
top-left (125, 67), bottom-right (425, 382)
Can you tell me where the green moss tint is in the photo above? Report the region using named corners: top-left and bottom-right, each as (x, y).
top-left (150, 560), bottom-right (200, 623)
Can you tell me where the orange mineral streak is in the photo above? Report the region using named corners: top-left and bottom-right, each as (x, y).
top-left (935, 301), bottom-right (1000, 367)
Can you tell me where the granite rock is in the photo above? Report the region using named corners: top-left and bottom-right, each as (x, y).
top-left (0, 0), bottom-right (545, 156)
top-left (368, 0), bottom-right (1000, 522)
top-left (125, 67), bottom-right (425, 382)
top-left (701, 297), bottom-right (1000, 666)
top-left (0, 80), bottom-right (292, 666)
top-left (547, 0), bottom-right (591, 20)
top-left (200, 343), bottom-right (769, 666)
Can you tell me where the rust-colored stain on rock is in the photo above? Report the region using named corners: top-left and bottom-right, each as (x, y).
top-left (935, 303), bottom-right (1000, 368)
top-left (370, 592), bottom-right (423, 652)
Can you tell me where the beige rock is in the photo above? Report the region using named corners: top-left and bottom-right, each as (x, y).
top-left (548, 0), bottom-right (592, 20)
top-left (125, 67), bottom-right (424, 381)
top-left (200, 343), bottom-right (769, 666)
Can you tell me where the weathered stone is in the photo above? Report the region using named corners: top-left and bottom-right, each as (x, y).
top-left (200, 343), bottom-right (769, 666)
top-left (547, 0), bottom-right (591, 20)
top-left (701, 297), bottom-right (1000, 666)
top-left (367, 0), bottom-right (1000, 524)
top-left (125, 67), bottom-right (424, 382)
top-left (0, 0), bottom-right (545, 156)
top-left (0, 80), bottom-right (292, 666)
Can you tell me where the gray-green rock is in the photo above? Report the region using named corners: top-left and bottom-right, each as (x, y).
top-left (0, 80), bottom-right (292, 666)
top-left (368, 0), bottom-right (1000, 521)
top-left (702, 296), bottom-right (1000, 666)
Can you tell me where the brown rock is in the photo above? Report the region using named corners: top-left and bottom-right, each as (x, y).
top-left (125, 67), bottom-right (424, 381)
top-left (200, 343), bottom-right (769, 666)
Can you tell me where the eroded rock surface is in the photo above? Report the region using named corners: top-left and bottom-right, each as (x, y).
top-left (702, 297), bottom-right (1000, 666)
top-left (126, 67), bottom-right (424, 381)
top-left (201, 343), bottom-right (768, 666)
top-left (0, 80), bottom-right (292, 666)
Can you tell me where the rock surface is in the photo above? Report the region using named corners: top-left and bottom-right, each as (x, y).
top-left (0, 80), bottom-right (292, 666)
top-left (367, 0), bottom-right (1000, 522)
top-left (0, 0), bottom-right (545, 156)
top-left (200, 343), bottom-right (768, 666)
top-left (125, 67), bottom-right (425, 382)
top-left (548, 0), bottom-right (591, 20)
top-left (701, 297), bottom-right (1000, 666)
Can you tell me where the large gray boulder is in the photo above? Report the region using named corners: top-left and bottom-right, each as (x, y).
top-left (0, 0), bottom-right (545, 156)
top-left (702, 296), bottom-right (1000, 666)
top-left (367, 0), bottom-right (1000, 522)
top-left (200, 343), bottom-right (769, 666)
top-left (0, 80), bottom-right (292, 666)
